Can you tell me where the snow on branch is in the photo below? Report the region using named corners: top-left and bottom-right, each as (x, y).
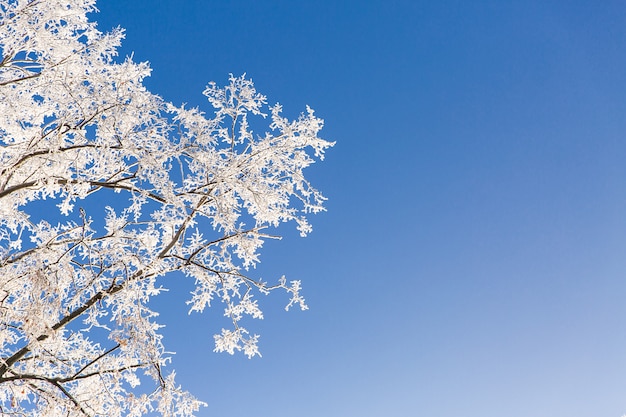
top-left (0, 0), bottom-right (333, 415)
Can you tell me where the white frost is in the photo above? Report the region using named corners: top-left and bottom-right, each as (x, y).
top-left (0, 0), bottom-right (333, 415)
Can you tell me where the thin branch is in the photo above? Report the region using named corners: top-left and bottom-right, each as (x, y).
top-left (69, 344), bottom-right (120, 381)
top-left (51, 380), bottom-right (91, 416)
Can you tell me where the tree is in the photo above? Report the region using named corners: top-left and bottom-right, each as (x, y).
top-left (0, 0), bottom-right (333, 415)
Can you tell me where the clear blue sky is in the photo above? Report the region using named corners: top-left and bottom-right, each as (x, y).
top-left (94, 1), bottom-right (626, 416)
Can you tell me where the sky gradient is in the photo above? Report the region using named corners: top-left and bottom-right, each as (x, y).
top-left (94, 1), bottom-right (626, 416)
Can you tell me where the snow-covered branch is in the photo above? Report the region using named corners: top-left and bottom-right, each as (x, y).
top-left (0, 0), bottom-right (333, 415)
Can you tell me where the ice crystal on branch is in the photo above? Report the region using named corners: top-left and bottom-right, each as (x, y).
top-left (0, 0), bottom-right (333, 415)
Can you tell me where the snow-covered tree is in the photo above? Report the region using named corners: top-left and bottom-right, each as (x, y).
top-left (0, 0), bottom-right (333, 415)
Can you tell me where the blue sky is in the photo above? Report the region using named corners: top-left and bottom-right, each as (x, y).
top-left (93, 1), bottom-right (626, 416)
